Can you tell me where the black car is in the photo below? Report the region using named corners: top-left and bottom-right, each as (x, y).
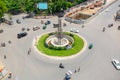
top-left (45, 20), bottom-right (51, 25)
top-left (17, 32), bottom-right (27, 39)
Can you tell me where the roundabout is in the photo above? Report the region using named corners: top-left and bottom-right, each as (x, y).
top-left (33, 32), bottom-right (87, 59)
top-left (0, 0), bottom-right (120, 80)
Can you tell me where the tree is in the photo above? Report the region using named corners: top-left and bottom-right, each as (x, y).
top-left (3, 0), bottom-right (22, 14)
top-left (1, 0), bottom-right (87, 15)
top-left (0, 0), bottom-right (8, 18)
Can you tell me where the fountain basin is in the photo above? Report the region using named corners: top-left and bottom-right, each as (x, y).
top-left (46, 34), bottom-right (74, 49)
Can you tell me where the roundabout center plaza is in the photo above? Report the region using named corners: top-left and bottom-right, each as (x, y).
top-left (33, 32), bottom-right (87, 60)
top-left (46, 35), bottom-right (72, 47)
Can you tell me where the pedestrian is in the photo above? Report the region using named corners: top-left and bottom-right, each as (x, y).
top-left (102, 27), bottom-right (105, 32)
top-left (28, 48), bottom-right (31, 55)
top-left (22, 28), bottom-right (25, 31)
top-left (28, 51), bottom-right (30, 55)
top-left (82, 25), bottom-right (84, 28)
top-left (27, 28), bottom-right (30, 31)
top-left (78, 67), bottom-right (80, 72)
top-left (74, 69), bottom-right (77, 73)
top-left (4, 55), bottom-right (6, 59)
top-left (1, 42), bottom-right (5, 47)
top-left (8, 40), bottom-right (11, 44)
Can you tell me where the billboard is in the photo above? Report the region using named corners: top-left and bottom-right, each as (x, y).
top-left (37, 3), bottom-right (48, 10)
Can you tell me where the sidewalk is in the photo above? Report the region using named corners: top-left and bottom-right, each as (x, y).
top-left (0, 61), bottom-right (9, 80)
top-left (0, 62), bottom-right (4, 68)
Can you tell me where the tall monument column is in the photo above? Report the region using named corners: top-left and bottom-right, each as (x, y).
top-left (56, 17), bottom-right (63, 45)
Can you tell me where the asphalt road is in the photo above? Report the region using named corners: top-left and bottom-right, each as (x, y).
top-left (0, 0), bottom-right (120, 80)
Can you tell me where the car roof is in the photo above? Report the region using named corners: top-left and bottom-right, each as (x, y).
top-left (113, 59), bottom-right (120, 63)
top-left (115, 60), bottom-right (119, 63)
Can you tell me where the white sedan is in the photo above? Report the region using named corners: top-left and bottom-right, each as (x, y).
top-left (111, 59), bottom-right (120, 70)
top-left (70, 28), bottom-right (79, 33)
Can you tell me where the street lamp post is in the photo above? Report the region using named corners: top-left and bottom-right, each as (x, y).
top-left (50, 7), bottom-right (52, 15)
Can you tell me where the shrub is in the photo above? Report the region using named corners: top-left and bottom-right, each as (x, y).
top-left (69, 33), bottom-right (74, 37)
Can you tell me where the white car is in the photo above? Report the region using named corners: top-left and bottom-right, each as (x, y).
top-left (70, 28), bottom-right (79, 33)
top-left (111, 59), bottom-right (120, 70)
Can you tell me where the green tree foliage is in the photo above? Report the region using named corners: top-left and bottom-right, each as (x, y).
top-left (2, 0), bottom-right (86, 15)
top-left (0, 0), bottom-right (8, 18)
top-left (50, 0), bottom-right (72, 13)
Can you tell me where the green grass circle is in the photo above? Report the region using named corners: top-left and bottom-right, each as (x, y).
top-left (36, 32), bottom-right (85, 57)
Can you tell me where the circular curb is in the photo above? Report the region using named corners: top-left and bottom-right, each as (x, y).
top-left (33, 32), bottom-right (88, 60)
